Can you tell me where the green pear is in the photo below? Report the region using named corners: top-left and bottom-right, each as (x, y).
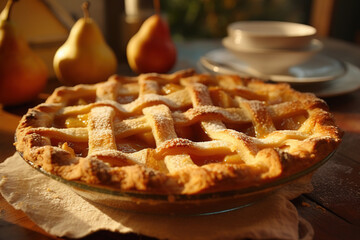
top-left (127, 14), bottom-right (177, 74)
top-left (0, 0), bottom-right (48, 106)
top-left (53, 2), bottom-right (117, 85)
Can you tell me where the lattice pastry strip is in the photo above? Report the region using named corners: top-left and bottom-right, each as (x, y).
top-left (15, 69), bottom-right (342, 194)
top-left (143, 104), bottom-right (197, 172)
top-left (88, 106), bottom-right (117, 155)
top-left (239, 100), bottom-right (276, 138)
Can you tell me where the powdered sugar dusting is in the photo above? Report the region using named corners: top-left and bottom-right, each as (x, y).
top-left (88, 106), bottom-right (117, 153)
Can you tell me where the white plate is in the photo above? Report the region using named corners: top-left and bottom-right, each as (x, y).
top-left (199, 48), bottom-right (346, 83)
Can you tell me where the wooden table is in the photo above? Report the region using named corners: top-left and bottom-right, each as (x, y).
top-left (1, 38), bottom-right (360, 239)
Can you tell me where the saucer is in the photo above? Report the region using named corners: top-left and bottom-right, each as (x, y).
top-left (199, 48), bottom-right (346, 83)
top-left (291, 62), bottom-right (360, 98)
top-left (198, 49), bottom-right (360, 97)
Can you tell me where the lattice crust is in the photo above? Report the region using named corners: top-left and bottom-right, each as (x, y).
top-left (15, 69), bottom-right (342, 194)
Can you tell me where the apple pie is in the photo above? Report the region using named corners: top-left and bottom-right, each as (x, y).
top-left (15, 69), bottom-right (342, 195)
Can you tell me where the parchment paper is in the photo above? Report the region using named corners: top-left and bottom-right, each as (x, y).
top-left (0, 153), bottom-right (314, 240)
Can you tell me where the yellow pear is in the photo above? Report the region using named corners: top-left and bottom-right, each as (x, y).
top-left (0, 0), bottom-right (48, 106)
top-left (127, 14), bottom-right (177, 74)
top-left (53, 2), bottom-right (117, 85)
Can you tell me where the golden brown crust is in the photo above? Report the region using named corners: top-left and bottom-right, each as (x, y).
top-left (15, 69), bottom-right (342, 194)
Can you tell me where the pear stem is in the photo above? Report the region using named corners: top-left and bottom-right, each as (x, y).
top-left (153, 0), bottom-right (160, 15)
top-left (2, 0), bottom-right (18, 21)
top-left (82, 1), bottom-right (90, 19)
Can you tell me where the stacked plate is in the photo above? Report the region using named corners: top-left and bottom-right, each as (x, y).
top-left (199, 21), bottom-right (360, 97)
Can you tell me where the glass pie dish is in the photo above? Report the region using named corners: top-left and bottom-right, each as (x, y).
top-left (20, 151), bottom-right (334, 215)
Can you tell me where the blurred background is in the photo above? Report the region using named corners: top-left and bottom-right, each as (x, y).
top-left (1, 0), bottom-right (359, 69)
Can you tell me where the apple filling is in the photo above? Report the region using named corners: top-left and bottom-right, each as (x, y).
top-left (53, 114), bottom-right (88, 128)
top-left (209, 88), bottom-right (237, 108)
top-left (161, 83), bottom-right (184, 95)
top-left (175, 123), bottom-right (212, 142)
top-left (274, 113), bottom-right (308, 130)
top-left (188, 153), bottom-right (245, 166)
